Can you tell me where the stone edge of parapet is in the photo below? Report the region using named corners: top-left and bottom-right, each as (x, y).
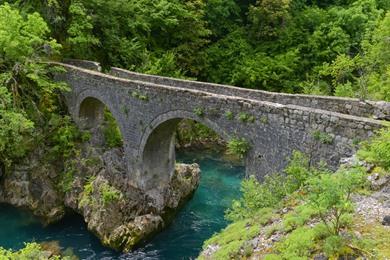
top-left (51, 61), bottom-right (388, 128)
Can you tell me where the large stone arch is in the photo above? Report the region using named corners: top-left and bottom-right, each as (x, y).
top-left (138, 110), bottom-right (232, 191)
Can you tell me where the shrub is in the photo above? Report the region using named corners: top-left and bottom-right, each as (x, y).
top-left (0, 242), bottom-right (64, 259)
top-left (358, 128), bottom-right (390, 170)
top-left (284, 151), bottom-right (313, 190)
top-left (49, 115), bottom-right (81, 159)
top-left (225, 175), bottom-right (287, 221)
top-left (276, 226), bottom-right (317, 259)
top-left (323, 235), bottom-right (349, 257)
top-left (103, 109), bottom-right (123, 148)
top-left (227, 137), bottom-right (250, 158)
top-left (306, 167), bottom-right (366, 235)
top-left (59, 162), bottom-right (75, 193)
top-left (100, 183), bottom-right (122, 205)
top-left (0, 4), bottom-right (67, 168)
top-left (264, 254), bottom-right (282, 260)
top-left (175, 119), bottom-right (221, 147)
top-left (193, 107), bottom-right (205, 117)
top-left (79, 175), bottom-right (96, 207)
top-left (283, 204), bottom-right (317, 231)
top-left (312, 130), bottom-right (334, 145)
top-left (226, 152), bottom-right (316, 221)
top-left (203, 218), bottom-right (264, 259)
top-left (225, 111), bottom-right (234, 120)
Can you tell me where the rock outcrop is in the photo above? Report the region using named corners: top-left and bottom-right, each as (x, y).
top-left (0, 149), bottom-right (65, 225)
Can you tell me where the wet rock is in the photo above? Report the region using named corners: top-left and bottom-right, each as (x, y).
top-left (108, 214), bottom-right (164, 252)
top-left (382, 216), bottom-right (390, 226)
top-left (40, 241), bottom-right (62, 257)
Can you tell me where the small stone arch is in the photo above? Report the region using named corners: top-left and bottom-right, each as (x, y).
top-left (77, 94), bottom-right (125, 150)
top-left (138, 110), bottom-right (230, 191)
top-left (78, 97), bottom-right (106, 129)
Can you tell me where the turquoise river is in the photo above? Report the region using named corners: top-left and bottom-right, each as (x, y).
top-left (0, 151), bottom-right (244, 259)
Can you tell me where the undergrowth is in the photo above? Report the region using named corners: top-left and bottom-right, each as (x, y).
top-left (200, 128), bottom-right (390, 259)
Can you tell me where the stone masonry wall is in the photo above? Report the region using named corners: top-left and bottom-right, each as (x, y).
top-left (54, 62), bottom-right (386, 194)
top-left (110, 67), bottom-right (389, 120)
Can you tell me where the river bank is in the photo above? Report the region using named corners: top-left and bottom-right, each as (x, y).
top-left (0, 151), bottom-right (244, 259)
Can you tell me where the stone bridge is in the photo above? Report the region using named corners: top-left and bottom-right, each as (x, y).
top-left (55, 60), bottom-right (389, 195)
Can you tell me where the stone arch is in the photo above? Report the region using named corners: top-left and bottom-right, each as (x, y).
top-left (77, 94), bottom-right (125, 150)
top-left (78, 97), bottom-right (106, 129)
top-left (139, 110), bottom-right (231, 191)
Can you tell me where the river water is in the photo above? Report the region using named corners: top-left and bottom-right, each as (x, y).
top-left (0, 151), bottom-right (244, 259)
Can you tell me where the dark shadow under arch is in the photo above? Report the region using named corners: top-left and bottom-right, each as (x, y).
top-left (78, 96), bottom-right (123, 149)
top-left (78, 97), bottom-right (106, 129)
top-left (140, 111), bottom-right (232, 191)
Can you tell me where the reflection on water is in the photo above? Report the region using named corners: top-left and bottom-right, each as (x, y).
top-left (0, 151), bottom-right (244, 259)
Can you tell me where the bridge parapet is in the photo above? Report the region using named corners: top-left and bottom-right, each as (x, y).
top-left (110, 66), bottom-right (390, 120)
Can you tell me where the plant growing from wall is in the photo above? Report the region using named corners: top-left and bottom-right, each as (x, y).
top-left (59, 160), bottom-right (76, 193)
top-left (260, 115), bottom-right (269, 124)
top-left (194, 107), bottom-right (205, 117)
top-left (131, 91), bottom-right (149, 101)
top-left (239, 112), bottom-right (255, 123)
top-left (100, 183), bottom-right (122, 205)
top-left (225, 111), bottom-right (234, 120)
top-left (227, 137), bottom-right (250, 158)
top-left (79, 175), bottom-right (96, 207)
top-left (312, 130), bottom-right (334, 145)
top-left (103, 109), bottom-right (123, 148)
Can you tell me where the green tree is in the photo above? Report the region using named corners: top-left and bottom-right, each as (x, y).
top-left (0, 4), bottom-right (61, 164)
top-left (306, 167), bottom-right (365, 235)
top-left (248, 0), bottom-right (291, 40)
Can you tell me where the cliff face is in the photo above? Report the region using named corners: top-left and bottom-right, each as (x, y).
top-left (0, 143), bottom-right (200, 252)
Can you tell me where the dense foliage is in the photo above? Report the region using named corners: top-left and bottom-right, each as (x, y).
top-left (202, 129), bottom-right (390, 259)
top-left (0, 0), bottom-right (388, 170)
top-left (0, 3), bottom-right (79, 170)
top-left (1, 0), bottom-right (388, 100)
